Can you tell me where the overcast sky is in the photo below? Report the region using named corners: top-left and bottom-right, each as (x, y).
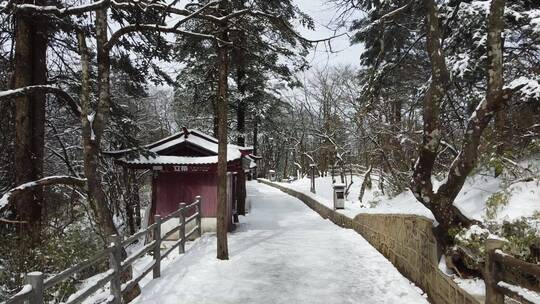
top-left (293, 0), bottom-right (364, 69)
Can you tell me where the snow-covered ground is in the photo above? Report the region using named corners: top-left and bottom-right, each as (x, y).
top-left (277, 160), bottom-right (540, 225)
top-left (131, 181), bottom-right (428, 304)
top-left (277, 175), bottom-right (435, 220)
top-left (275, 159), bottom-right (540, 300)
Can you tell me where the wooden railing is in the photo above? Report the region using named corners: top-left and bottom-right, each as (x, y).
top-left (485, 238), bottom-right (540, 304)
top-left (2, 196), bottom-right (203, 304)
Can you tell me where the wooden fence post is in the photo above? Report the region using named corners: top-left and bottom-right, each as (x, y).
top-left (179, 203), bottom-right (186, 254)
top-left (108, 235), bottom-right (122, 304)
top-left (26, 272), bottom-right (44, 304)
top-left (153, 215), bottom-right (162, 279)
top-left (195, 195), bottom-right (202, 237)
top-left (485, 238), bottom-right (506, 304)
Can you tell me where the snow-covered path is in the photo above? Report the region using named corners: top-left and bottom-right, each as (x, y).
top-left (132, 182), bottom-right (429, 304)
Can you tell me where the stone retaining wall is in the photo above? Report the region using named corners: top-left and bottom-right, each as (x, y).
top-left (258, 179), bottom-right (481, 304)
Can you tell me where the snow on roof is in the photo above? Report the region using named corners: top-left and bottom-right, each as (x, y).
top-left (119, 128), bottom-right (246, 166)
top-left (106, 129), bottom-right (219, 155)
top-left (150, 132), bottom-right (242, 159)
top-left (190, 129), bottom-right (218, 143)
top-left (111, 128), bottom-right (254, 167)
top-left (229, 144), bottom-right (254, 151)
top-left (249, 159), bottom-right (257, 168)
top-left (244, 155), bottom-right (258, 168)
top-left (122, 155), bottom-right (238, 166)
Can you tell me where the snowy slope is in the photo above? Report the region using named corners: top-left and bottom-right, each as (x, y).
top-left (277, 175), bottom-right (435, 220)
top-left (278, 160), bottom-right (540, 225)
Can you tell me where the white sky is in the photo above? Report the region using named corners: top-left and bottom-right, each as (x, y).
top-left (293, 0), bottom-right (364, 69)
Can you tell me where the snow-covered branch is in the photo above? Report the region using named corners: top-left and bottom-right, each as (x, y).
top-left (0, 0), bottom-right (105, 15)
top-left (0, 176), bottom-right (87, 211)
top-left (507, 77), bottom-right (540, 101)
top-left (107, 24), bottom-right (230, 52)
top-left (104, 0), bottom-right (222, 51)
top-left (0, 85), bottom-right (81, 116)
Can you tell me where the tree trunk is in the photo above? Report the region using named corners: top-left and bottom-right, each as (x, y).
top-left (216, 20), bottom-right (230, 260)
top-left (233, 44), bottom-right (246, 147)
top-left (410, 0), bottom-right (508, 248)
top-left (233, 47), bottom-right (247, 215)
top-left (495, 110), bottom-right (507, 155)
top-left (79, 18), bottom-right (142, 301)
top-left (123, 167), bottom-right (136, 235)
top-left (252, 115), bottom-right (258, 178)
top-left (13, 1), bottom-right (48, 241)
top-left (231, 0), bottom-right (247, 147)
top-left (253, 115), bottom-right (258, 155)
top-left (236, 169), bottom-right (246, 216)
top-left (410, 0), bottom-right (450, 205)
top-left (213, 112), bottom-right (219, 139)
top-left (129, 170), bottom-right (141, 230)
top-left (81, 10), bottom-right (118, 239)
top-left (283, 149), bottom-right (289, 181)
top-left (358, 166), bottom-right (372, 203)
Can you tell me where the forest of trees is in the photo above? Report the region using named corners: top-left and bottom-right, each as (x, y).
top-left (0, 0), bottom-right (538, 301)
top-left (0, 0), bottom-right (316, 299)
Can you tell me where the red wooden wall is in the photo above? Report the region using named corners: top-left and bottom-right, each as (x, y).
top-left (153, 171), bottom-right (239, 231)
top-left (154, 172), bottom-right (218, 217)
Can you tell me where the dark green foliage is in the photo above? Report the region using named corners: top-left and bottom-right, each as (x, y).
top-left (0, 202), bottom-right (103, 302)
top-left (172, 0), bottom-right (310, 137)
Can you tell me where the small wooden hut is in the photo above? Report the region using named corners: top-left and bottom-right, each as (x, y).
top-left (113, 128), bottom-right (257, 233)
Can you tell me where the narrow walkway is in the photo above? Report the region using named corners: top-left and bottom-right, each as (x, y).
top-left (133, 182), bottom-right (429, 304)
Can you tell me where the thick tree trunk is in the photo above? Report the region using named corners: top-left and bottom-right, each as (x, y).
top-left (79, 19), bottom-right (142, 301)
top-left (409, 0), bottom-right (466, 248)
top-left (80, 10), bottom-right (118, 239)
top-left (410, 0), bottom-right (450, 205)
top-left (410, 0), bottom-right (509, 248)
top-left (216, 22), bottom-right (230, 261)
top-left (436, 0), bottom-right (507, 202)
top-left (13, 1), bottom-right (47, 240)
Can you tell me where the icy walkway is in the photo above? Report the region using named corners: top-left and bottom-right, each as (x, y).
top-left (132, 182), bottom-right (428, 304)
